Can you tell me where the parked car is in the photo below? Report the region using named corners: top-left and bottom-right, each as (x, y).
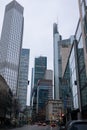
top-left (65, 120), bottom-right (87, 130)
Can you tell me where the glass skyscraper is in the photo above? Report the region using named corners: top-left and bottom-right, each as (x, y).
top-left (53, 23), bottom-right (62, 100)
top-left (32, 56), bottom-right (47, 121)
top-left (34, 56), bottom-right (47, 88)
top-left (53, 23), bottom-right (73, 100)
top-left (0, 0), bottom-right (24, 95)
top-left (17, 49), bottom-right (30, 110)
top-left (76, 0), bottom-right (87, 118)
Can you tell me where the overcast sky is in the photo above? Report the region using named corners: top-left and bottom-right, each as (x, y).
top-left (0, 0), bottom-right (79, 105)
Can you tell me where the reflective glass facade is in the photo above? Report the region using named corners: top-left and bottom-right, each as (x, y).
top-left (85, 0), bottom-right (87, 6)
top-left (69, 46), bottom-right (79, 109)
top-left (53, 23), bottom-right (62, 100)
top-left (37, 86), bottom-right (48, 112)
top-left (32, 56), bottom-right (47, 120)
top-left (77, 0), bottom-right (87, 109)
top-left (17, 49), bottom-right (30, 110)
top-left (62, 61), bottom-right (73, 111)
top-left (77, 31), bottom-right (87, 107)
top-left (34, 56), bottom-right (47, 87)
top-left (0, 1), bottom-right (24, 94)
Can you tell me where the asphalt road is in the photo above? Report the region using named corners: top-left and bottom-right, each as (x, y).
top-left (6, 125), bottom-right (59, 130)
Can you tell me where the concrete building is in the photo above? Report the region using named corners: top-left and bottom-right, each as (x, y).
top-left (44, 70), bottom-right (53, 80)
top-left (17, 49), bottom-right (30, 111)
top-left (59, 38), bottom-right (73, 77)
top-left (0, 0), bottom-right (24, 95)
top-left (46, 100), bottom-right (63, 122)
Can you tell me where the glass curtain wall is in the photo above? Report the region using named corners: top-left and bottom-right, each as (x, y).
top-left (75, 17), bottom-right (87, 108)
top-left (69, 46), bottom-right (79, 109)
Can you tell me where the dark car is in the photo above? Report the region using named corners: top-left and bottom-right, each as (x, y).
top-left (65, 120), bottom-right (87, 130)
top-left (51, 123), bottom-right (56, 127)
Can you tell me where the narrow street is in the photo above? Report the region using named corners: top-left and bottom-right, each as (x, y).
top-left (6, 125), bottom-right (59, 130)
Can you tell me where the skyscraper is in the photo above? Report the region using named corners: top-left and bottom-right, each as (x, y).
top-left (32, 56), bottom-right (47, 121)
top-left (34, 56), bottom-right (47, 88)
top-left (53, 23), bottom-right (73, 100)
top-left (75, 0), bottom-right (87, 118)
top-left (17, 49), bottom-right (30, 110)
top-left (0, 0), bottom-right (24, 95)
top-left (53, 23), bottom-right (62, 100)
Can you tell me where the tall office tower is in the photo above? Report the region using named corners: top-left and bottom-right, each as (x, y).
top-left (34, 56), bottom-right (47, 88)
top-left (78, 0), bottom-right (87, 76)
top-left (17, 49), bottom-right (30, 110)
top-left (53, 23), bottom-right (74, 100)
top-left (76, 0), bottom-right (87, 117)
top-left (32, 56), bottom-right (47, 121)
top-left (53, 23), bottom-right (62, 100)
top-left (0, 0), bottom-right (24, 95)
top-left (80, 0), bottom-right (87, 68)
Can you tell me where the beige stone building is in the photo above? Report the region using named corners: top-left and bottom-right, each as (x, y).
top-left (46, 99), bottom-right (64, 121)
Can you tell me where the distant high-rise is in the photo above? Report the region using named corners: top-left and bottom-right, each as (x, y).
top-left (32, 56), bottom-right (47, 121)
top-left (53, 23), bottom-right (73, 100)
top-left (0, 0), bottom-right (24, 95)
top-left (53, 23), bottom-right (62, 100)
top-left (17, 49), bottom-right (30, 110)
top-left (34, 56), bottom-right (47, 88)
